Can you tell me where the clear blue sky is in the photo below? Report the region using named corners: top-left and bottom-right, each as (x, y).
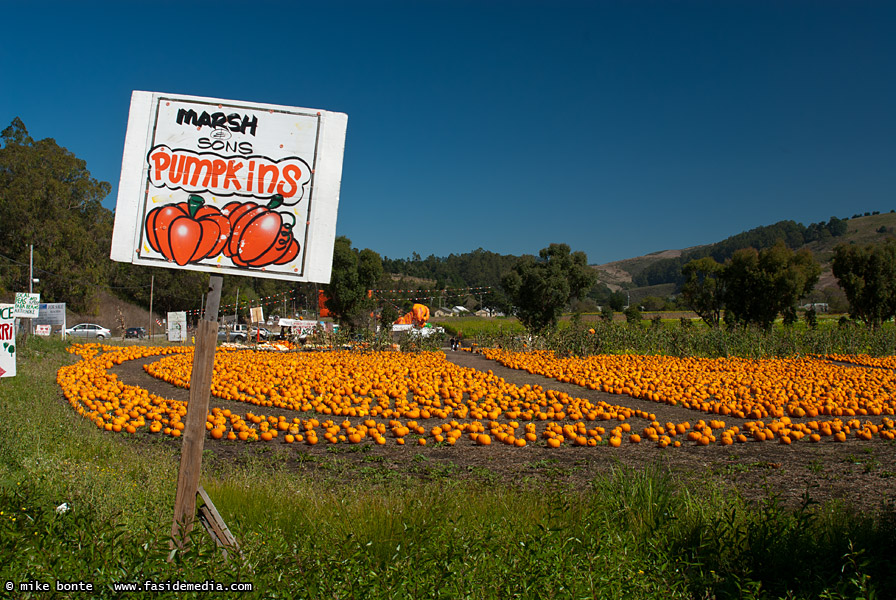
top-left (2, 1), bottom-right (893, 265)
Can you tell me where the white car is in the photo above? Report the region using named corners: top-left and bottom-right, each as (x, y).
top-left (66, 323), bottom-right (112, 340)
top-left (249, 327), bottom-right (273, 340)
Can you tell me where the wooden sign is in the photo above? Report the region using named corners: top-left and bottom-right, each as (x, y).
top-left (111, 91), bottom-right (347, 284)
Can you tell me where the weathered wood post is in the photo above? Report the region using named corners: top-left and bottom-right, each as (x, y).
top-left (170, 274), bottom-right (222, 547)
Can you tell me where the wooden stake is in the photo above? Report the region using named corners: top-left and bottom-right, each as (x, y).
top-left (170, 275), bottom-right (222, 549)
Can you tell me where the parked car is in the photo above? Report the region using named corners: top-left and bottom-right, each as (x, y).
top-left (249, 327), bottom-right (273, 340)
top-left (66, 323), bottom-right (112, 340)
top-left (217, 325), bottom-right (247, 343)
top-left (124, 327), bottom-right (146, 339)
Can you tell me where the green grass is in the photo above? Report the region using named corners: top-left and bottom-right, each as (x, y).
top-left (1, 337), bottom-right (895, 598)
top-left (434, 315), bottom-right (526, 338)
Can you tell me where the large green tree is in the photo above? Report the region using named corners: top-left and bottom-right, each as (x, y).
top-left (323, 236), bottom-right (383, 330)
top-left (0, 118), bottom-right (112, 312)
top-left (722, 242), bottom-right (820, 329)
top-left (832, 241), bottom-right (896, 329)
top-left (502, 243), bottom-right (595, 332)
top-left (680, 256), bottom-right (725, 328)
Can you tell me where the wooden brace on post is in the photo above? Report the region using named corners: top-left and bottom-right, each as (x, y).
top-left (196, 485), bottom-right (241, 559)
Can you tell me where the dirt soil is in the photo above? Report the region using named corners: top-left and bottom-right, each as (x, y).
top-left (107, 346), bottom-right (896, 514)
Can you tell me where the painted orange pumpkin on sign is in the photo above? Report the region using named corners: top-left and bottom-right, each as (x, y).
top-left (222, 195), bottom-right (300, 268)
top-left (144, 195), bottom-right (230, 266)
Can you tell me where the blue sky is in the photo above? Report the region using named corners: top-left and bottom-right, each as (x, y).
top-left (2, 1), bottom-right (893, 265)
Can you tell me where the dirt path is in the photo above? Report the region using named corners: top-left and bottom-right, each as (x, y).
top-left (105, 346), bottom-right (896, 512)
top-left (442, 347), bottom-right (754, 427)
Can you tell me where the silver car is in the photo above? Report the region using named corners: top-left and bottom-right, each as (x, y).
top-left (66, 323), bottom-right (112, 340)
top-left (217, 327), bottom-right (247, 343)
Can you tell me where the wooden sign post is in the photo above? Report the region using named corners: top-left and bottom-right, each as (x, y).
top-left (170, 275), bottom-right (222, 548)
top-left (110, 91), bottom-right (347, 558)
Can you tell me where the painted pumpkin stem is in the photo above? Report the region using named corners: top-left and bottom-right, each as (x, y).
top-left (267, 194), bottom-right (285, 210)
top-left (187, 194), bottom-right (205, 218)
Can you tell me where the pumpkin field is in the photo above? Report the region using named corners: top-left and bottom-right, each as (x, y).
top-left (55, 338), bottom-right (896, 508)
top-left (3, 334), bottom-right (896, 598)
top-left (60, 341), bottom-right (896, 450)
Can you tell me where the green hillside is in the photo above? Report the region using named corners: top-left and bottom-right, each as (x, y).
top-left (593, 212), bottom-right (896, 299)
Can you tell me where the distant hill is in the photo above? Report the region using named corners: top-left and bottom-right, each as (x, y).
top-left (593, 212), bottom-right (896, 299)
top-left (593, 248), bottom-right (695, 291)
top-left (382, 213), bottom-right (896, 309)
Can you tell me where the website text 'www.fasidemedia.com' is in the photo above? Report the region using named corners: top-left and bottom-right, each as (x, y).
top-left (7, 579), bottom-right (253, 594)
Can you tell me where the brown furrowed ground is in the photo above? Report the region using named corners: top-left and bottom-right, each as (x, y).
top-left (107, 345), bottom-right (896, 513)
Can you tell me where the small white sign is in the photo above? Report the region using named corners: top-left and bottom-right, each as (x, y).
top-left (0, 305), bottom-right (16, 377)
top-left (110, 91), bottom-right (347, 284)
top-left (167, 311), bottom-right (187, 342)
top-left (250, 306), bottom-right (264, 324)
top-left (35, 324), bottom-right (51, 336)
top-left (13, 293), bottom-right (40, 318)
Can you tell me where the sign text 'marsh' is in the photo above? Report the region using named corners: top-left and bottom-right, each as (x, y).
top-left (176, 109), bottom-right (258, 136)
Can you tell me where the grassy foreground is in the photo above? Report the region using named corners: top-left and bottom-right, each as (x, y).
top-left (1, 337), bottom-right (894, 599)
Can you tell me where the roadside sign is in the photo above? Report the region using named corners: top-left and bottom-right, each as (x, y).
top-left (0, 305), bottom-right (16, 377)
top-left (110, 90), bottom-right (347, 284)
top-left (167, 311), bottom-right (187, 342)
top-left (35, 303), bottom-right (66, 326)
top-left (13, 293), bottom-right (40, 318)
top-left (277, 318), bottom-right (318, 336)
top-left (35, 325), bottom-right (51, 336)
top-left (250, 306), bottom-right (264, 324)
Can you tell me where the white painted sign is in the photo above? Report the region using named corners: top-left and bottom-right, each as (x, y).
top-left (167, 311), bottom-right (187, 342)
top-left (249, 306), bottom-right (264, 324)
top-left (110, 91), bottom-right (347, 283)
top-left (35, 324), bottom-right (51, 336)
top-left (0, 305), bottom-right (16, 377)
top-left (13, 293), bottom-right (40, 318)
